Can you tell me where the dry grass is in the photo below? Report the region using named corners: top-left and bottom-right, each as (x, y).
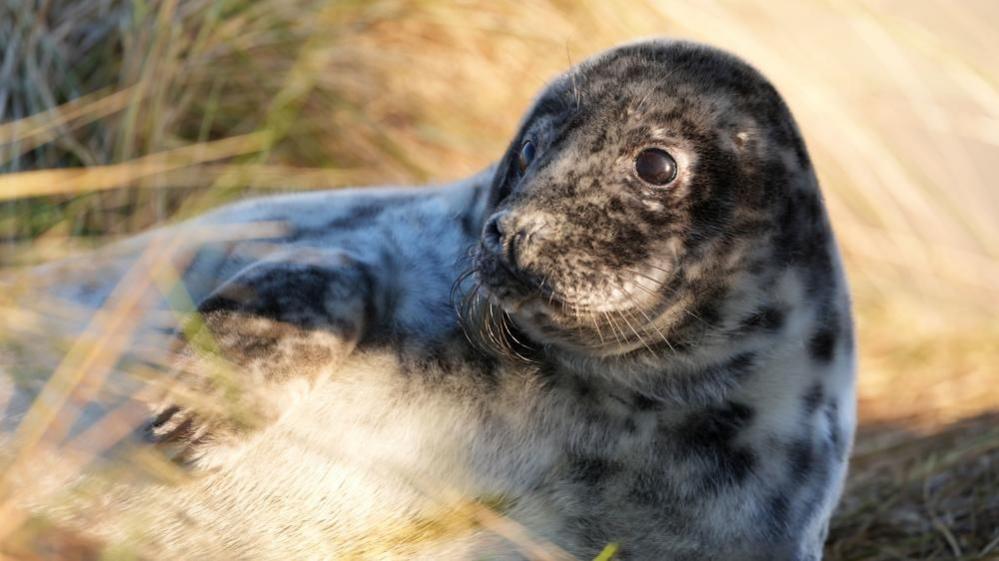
top-left (0, 0), bottom-right (997, 559)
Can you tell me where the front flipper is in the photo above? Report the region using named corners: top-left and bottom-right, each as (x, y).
top-left (147, 249), bottom-right (376, 466)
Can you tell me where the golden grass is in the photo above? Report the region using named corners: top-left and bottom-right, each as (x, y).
top-left (0, 0), bottom-right (997, 559)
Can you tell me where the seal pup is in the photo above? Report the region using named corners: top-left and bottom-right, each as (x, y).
top-left (7, 39), bottom-right (856, 561)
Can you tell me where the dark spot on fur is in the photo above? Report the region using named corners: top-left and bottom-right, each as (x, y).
top-left (772, 190), bottom-right (835, 296)
top-left (569, 455), bottom-right (620, 487)
top-left (802, 384), bottom-right (824, 414)
top-left (692, 298), bottom-right (723, 327)
top-left (765, 492), bottom-right (792, 539)
top-left (674, 401), bottom-right (757, 492)
top-left (589, 128), bottom-right (609, 154)
top-left (766, 435), bottom-right (835, 542)
top-left (632, 392), bottom-right (664, 411)
top-left (739, 305), bottom-right (785, 333)
top-left (629, 469), bottom-right (677, 507)
top-left (624, 417), bottom-right (638, 433)
top-left (323, 205), bottom-right (385, 230)
top-left (788, 438), bottom-right (814, 482)
top-left (809, 327), bottom-right (837, 363)
top-left (572, 377), bottom-right (594, 399)
top-left (725, 352), bottom-right (757, 378)
top-left (665, 288), bottom-right (728, 353)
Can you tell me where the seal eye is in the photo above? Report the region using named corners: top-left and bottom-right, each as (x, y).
top-left (517, 140), bottom-right (536, 173)
top-left (635, 148), bottom-right (677, 186)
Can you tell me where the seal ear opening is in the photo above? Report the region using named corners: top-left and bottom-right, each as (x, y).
top-left (727, 126), bottom-right (764, 161)
top-left (734, 131), bottom-right (751, 149)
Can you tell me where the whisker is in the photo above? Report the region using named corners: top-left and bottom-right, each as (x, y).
top-left (543, 276), bottom-right (556, 308)
top-left (460, 282), bottom-right (485, 348)
top-left (616, 308), bottom-right (657, 356)
top-left (499, 311), bottom-right (534, 362)
top-left (682, 307), bottom-right (718, 329)
top-left (635, 262), bottom-right (674, 276)
top-left (457, 275), bottom-right (506, 359)
top-left (589, 307), bottom-right (606, 345)
top-left (620, 268), bottom-right (673, 294)
top-left (620, 288), bottom-right (677, 355)
top-left (602, 310), bottom-right (626, 346)
top-left (484, 299), bottom-right (506, 353)
top-left (624, 277), bottom-right (663, 300)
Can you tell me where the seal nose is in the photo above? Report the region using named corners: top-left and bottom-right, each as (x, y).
top-left (482, 211), bottom-right (528, 270)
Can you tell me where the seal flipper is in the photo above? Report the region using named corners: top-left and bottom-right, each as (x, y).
top-left (146, 248), bottom-right (377, 467)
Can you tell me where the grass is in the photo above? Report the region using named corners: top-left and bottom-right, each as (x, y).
top-left (1, 0), bottom-right (997, 559)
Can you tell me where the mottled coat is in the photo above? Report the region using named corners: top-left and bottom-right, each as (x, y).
top-left (5, 40), bottom-right (855, 560)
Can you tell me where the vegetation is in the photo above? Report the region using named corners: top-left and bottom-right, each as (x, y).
top-left (1, 0), bottom-right (996, 558)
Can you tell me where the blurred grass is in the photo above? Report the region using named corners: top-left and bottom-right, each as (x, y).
top-left (0, 0), bottom-right (997, 559)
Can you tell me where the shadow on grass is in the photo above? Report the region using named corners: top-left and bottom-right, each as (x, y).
top-left (828, 412), bottom-right (999, 561)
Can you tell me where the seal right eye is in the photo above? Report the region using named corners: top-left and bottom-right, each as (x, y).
top-left (518, 140), bottom-right (536, 173)
top-left (635, 148), bottom-right (677, 186)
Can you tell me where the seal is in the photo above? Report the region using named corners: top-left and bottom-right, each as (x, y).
top-left (9, 39), bottom-right (856, 561)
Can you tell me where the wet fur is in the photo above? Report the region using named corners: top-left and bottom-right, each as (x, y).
top-left (5, 40), bottom-right (855, 560)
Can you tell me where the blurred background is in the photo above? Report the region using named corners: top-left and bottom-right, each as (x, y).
top-left (0, 0), bottom-right (996, 559)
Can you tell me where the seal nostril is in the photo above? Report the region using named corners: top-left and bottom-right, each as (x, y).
top-left (483, 215), bottom-right (504, 249)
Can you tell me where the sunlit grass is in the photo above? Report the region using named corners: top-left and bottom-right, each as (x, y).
top-left (1, 0), bottom-right (997, 559)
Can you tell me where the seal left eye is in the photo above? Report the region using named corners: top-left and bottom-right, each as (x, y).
top-left (635, 148), bottom-right (677, 186)
top-left (517, 140), bottom-right (536, 173)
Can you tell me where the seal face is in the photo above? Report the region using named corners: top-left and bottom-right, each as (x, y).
top-left (13, 39), bottom-right (856, 561)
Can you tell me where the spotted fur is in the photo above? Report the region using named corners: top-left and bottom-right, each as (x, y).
top-left (6, 39), bottom-right (856, 560)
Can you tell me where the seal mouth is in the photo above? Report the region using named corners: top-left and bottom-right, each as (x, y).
top-left (475, 258), bottom-right (653, 323)
top-left (469, 241), bottom-right (681, 357)
top-left (467, 259), bottom-right (681, 357)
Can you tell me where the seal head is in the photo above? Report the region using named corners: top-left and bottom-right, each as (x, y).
top-left (474, 40), bottom-right (828, 361)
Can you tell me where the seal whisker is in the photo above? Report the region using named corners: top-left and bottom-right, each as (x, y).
top-left (458, 281), bottom-right (479, 344)
top-left (602, 310), bottom-right (627, 346)
top-left (621, 273), bottom-right (667, 300)
top-left (484, 298), bottom-right (507, 357)
top-left (451, 267), bottom-right (478, 325)
top-left (589, 306), bottom-right (606, 345)
top-left (616, 306), bottom-right (658, 356)
top-left (499, 310), bottom-right (535, 362)
top-left (636, 262), bottom-right (674, 276)
top-left (683, 308), bottom-right (718, 329)
top-left (620, 288), bottom-right (677, 355)
top-left (620, 267), bottom-right (673, 293)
